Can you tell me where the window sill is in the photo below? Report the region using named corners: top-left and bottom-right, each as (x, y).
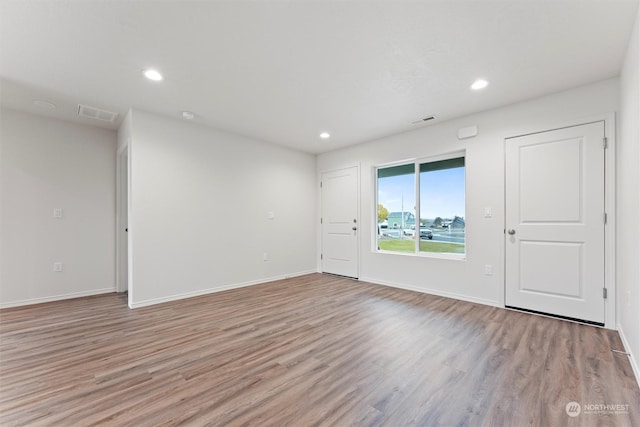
top-left (375, 249), bottom-right (466, 261)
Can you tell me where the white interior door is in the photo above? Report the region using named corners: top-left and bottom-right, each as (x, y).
top-left (505, 122), bottom-right (605, 324)
top-left (321, 166), bottom-right (359, 278)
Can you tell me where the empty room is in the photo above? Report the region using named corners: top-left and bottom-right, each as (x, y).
top-left (1, 0), bottom-right (639, 425)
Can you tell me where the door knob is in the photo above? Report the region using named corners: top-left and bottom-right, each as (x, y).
top-left (508, 229), bottom-right (516, 235)
top-left (352, 227), bottom-right (357, 231)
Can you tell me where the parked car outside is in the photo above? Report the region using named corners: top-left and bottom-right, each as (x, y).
top-left (403, 228), bottom-right (415, 237)
top-left (420, 226), bottom-right (433, 240)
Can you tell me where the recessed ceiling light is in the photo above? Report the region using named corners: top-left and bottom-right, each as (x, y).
top-left (33, 99), bottom-right (56, 109)
top-left (471, 79), bottom-right (489, 90)
top-left (144, 69), bottom-right (163, 81)
top-left (182, 111), bottom-right (195, 120)
top-left (319, 132), bottom-right (331, 139)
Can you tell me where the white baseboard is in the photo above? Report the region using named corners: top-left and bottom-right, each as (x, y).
top-left (617, 323), bottom-right (640, 389)
top-left (0, 288), bottom-right (116, 309)
top-left (130, 270), bottom-right (317, 309)
top-left (359, 276), bottom-right (501, 308)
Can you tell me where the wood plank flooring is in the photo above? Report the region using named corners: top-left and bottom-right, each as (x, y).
top-left (1, 273), bottom-right (639, 426)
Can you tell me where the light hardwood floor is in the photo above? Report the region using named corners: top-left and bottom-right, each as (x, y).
top-left (1, 273), bottom-right (639, 426)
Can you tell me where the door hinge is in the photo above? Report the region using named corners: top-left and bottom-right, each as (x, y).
top-left (320, 217), bottom-right (323, 224)
top-left (320, 181), bottom-right (323, 188)
top-left (603, 287), bottom-right (608, 299)
top-left (604, 212), bottom-right (608, 224)
top-left (603, 137), bottom-right (608, 149)
top-left (320, 253), bottom-right (323, 260)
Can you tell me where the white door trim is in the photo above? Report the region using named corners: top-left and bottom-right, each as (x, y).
top-left (503, 113), bottom-right (616, 329)
top-left (318, 164), bottom-right (361, 278)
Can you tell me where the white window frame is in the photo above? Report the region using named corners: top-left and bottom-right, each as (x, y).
top-left (374, 150), bottom-right (466, 260)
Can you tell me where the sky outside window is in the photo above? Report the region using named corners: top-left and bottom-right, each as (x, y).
top-left (378, 166), bottom-right (464, 220)
top-left (378, 173), bottom-right (415, 214)
top-left (419, 166), bottom-right (465, 220)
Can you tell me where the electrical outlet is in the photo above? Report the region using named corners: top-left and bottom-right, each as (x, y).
top-left (53, 208), bottom-right (63, 218)
top-left (53, 262), bottom-right (63, 272)
top-left (484, 264), bottom-right (493, 275)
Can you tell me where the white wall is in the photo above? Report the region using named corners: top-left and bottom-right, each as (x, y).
top-left (318, 79), bottom-right (619, 312)
top-left (128, 110), bottom-right (317, 307)
top-left (617, 7), bottom-right (640, 383)
top-left (0, 109), bottom-right (117, 307)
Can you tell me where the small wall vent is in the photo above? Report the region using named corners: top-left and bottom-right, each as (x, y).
top-left (411, 115), bottom-right (436, 125)
top-left (78, 104), bottom-right (119, 123)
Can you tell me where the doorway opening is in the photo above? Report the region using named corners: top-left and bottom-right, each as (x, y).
top-left (116, 146), bottom-right (129, 304)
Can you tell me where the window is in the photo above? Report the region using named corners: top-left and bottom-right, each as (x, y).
top-left (377, 154), bottom-right (465, 256)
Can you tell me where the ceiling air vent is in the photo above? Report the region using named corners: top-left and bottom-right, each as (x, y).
top-left (411, 115), bottom-right (436, 125)
top-left (77, 104), bottom-right (119, 123)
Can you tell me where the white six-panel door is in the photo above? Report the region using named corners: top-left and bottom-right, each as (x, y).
top-left (505, 122), bottom-right (605, 324)
top-left (321, 166), bottom-right (359, 279)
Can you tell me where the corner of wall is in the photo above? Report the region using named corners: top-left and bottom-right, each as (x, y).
top-left (618, 322), bottom-right (640, 388)
top-left (616, 2), bottom-right (640, 389)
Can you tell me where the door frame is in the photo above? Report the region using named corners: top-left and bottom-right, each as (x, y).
top-left (115, 144), bottom-right (131, 300)
top-left (318, 164), bottom-right (361, 278)
top-left (503, 113), bottom-right (616, 329)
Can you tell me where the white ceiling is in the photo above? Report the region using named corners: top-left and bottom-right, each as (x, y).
top-left (1, 0), bottom-right (638, 154)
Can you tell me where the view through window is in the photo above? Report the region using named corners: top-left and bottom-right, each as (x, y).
top-left (377, 155), bottom-right (465, 255)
